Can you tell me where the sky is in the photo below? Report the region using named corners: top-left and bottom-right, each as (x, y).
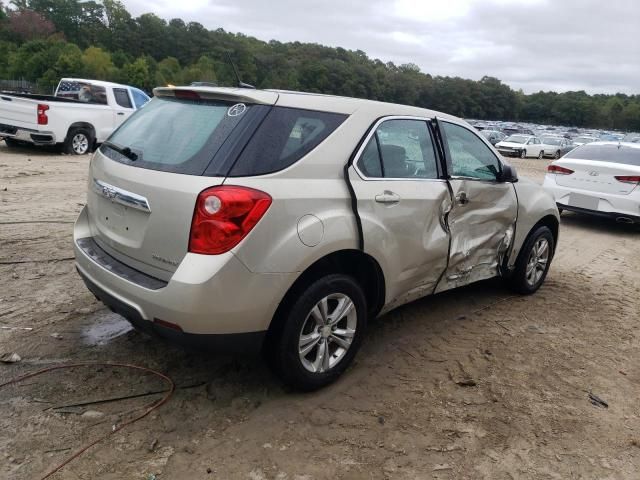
top-left (122, 0), bottom-right (640, 95)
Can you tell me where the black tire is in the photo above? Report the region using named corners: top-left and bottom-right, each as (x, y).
top-left (520, 149), bottom-right (527, 159)
top-left (508, 226), bottom-right (554, 295)
top-left (267, 274), bottom-right (367, 391)
top-left (64, 128), bottom-right (93, 155)
top-left (538, 150), bottom-right (544, 159)
top-left (554, 150), bottom-right (561, 159)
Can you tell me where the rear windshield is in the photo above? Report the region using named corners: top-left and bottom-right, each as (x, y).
top-left (565, 144), bottom-right (640, 166)
top-left (102, 97), bottom-right (253, 175)
top-left (102, 97), bottom-right (346, 177)
top-left (56, 80), bottom-right (107, 105)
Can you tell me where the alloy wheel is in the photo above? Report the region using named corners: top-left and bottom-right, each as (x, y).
top-left (298, 293), bottom-right (357, 373)
top-left (525, 238), bottom-right (549, 287)
top-left (72, 133), bottom-right (89, 154)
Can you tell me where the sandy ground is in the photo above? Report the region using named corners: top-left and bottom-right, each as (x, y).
top-left (1, 142), bottom-right (639, 480)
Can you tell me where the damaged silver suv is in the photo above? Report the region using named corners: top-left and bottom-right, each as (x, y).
top-left (74, 87), bottom-right (559, 390)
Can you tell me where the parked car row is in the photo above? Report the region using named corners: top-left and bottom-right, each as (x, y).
top-left (495, 134), bottom-right (574, 159)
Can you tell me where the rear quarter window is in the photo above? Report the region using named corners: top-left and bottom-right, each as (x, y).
top-left (228, 107), bottom-right (347, 176)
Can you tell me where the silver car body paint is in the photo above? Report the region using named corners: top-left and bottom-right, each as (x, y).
top-left (74, 86), bottom-right (559, 336)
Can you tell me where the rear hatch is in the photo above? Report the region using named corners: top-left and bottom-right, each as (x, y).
top-left (553, 144), bottom-right (640, 195)
top-left (0, 94), bottom-right (38, 129)
top-left (86, 88), bottom-right (278, 280)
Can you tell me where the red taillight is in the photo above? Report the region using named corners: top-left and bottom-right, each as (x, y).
top-left (37, 104), bottom-right (49, 125)
top-left (615, 175), bottom-right (640, 184)
top-left (189, 186), bottom-right (272, 255)
top-left (548, 165), bottom-right (574, 175)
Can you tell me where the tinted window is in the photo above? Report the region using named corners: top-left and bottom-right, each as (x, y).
top-left (131, 88), bottom-right (149, 109)
top-left (442, 122), bottom-right (501, 181)
top-left (230, 107), bottom-right (346, 176)
top-left (56, 80), bottom-right (107, 105)
top-left (356, 137), bottom-right (383, 178)
top-left (103, 97), bottom-right (252, 175)
top-left (375, 120), bottom-right (438, 179)
top-left (113, 88), bottom-right (132, 108)
top-left (565, 144), bottom-right (640, 166)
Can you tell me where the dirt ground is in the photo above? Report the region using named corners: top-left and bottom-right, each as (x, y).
top-left (1, 141), bottom-right (639, 480)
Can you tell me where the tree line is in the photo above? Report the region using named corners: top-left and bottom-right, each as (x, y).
top-left (0, 0), bottom-right (638, 131)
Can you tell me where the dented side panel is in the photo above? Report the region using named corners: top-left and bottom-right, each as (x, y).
top-left (435, 180), bottom-right (518, 293)
top-left (349, 169), bottom-right (452, 310)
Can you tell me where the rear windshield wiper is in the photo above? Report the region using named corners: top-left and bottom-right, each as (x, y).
top-left (101, 141), bottom-right (139, 161)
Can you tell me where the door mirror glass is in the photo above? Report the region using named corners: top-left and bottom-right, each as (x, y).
top-left (499, 163), bottom-right (519, 183)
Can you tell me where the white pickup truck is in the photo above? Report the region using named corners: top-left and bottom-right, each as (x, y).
top-left (0, 78), bottom-right (150, 154)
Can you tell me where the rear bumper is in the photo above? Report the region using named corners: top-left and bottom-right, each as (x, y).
top-left (543, 175), bottom-right (640, 223)
top-left (77, 267), bottom-right (266, 353)
top-left (557, 203), bottom-right (640, 223)
top-left (0, 123), bottom-right (56, 144)
top-left (73, 206), bottom-right (296, 340)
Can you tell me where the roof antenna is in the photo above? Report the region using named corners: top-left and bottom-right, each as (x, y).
top-left (225, 52), bottom-right (255, 89)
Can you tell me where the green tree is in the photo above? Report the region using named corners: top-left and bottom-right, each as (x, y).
top-left (121, 56), bottom-right (150, 90)
top-left (82, 46), bottom-right (116, 79)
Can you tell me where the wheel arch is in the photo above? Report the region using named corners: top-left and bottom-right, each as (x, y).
top-left (266, 249), bottom-right (386, 342)
top-left (527, 214), bottom-right (559, 257)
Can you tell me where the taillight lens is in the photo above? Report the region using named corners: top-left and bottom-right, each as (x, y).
top-left (615, 175), bottom-right (640, 184)
top-left (189, 186), bottom-right (272, 255)
top-left (37, 104), bottom-right (49, 125)
top-left (548, 165), bottom-right (574, 175)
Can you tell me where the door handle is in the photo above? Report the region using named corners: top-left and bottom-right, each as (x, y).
top-left (117, 112), bottom-right (125, 116)
top-left (375, 190), bottom-right (401, 205)
top-left (455, 192), bottom-right (469, 205)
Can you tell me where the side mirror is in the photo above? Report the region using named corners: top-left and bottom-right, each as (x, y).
top-left (499, 163), bottom-right (518, 183)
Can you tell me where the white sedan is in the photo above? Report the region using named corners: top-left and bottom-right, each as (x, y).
top-left (543, 142), bottom-right (640, 224)
top-left (496, 135), bottom-right (546, 159)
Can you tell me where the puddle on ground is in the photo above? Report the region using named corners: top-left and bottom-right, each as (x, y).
top-left (81, 310), bottom-right (133, 346)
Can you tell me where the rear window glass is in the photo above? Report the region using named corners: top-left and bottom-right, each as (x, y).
top-left (102, 97), bottom-right (251, 175)
top-left (564, 144), bottom-right (640, 166)
top-left (56, 80), bottom-right (107, 105)
top-left (229, 107), bottom-right (347, 176)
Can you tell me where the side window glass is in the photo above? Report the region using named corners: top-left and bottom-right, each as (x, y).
top-left (131, 88), bottom-right (150, 109)
top-left (113, 88), bottom-right (133, 109)
top-left (356, 137), bottom-right (383, 178)
top-left (375, 119), bottom-right (438, 179)
top-left (442, 122), bottom-right (501, 181)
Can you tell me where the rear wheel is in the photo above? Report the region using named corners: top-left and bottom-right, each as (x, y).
top-left (520, 149), bottom-right (527, 159)
top-left (508, 226), bottom-right (554, 294)
top-left (538, 150), bottom-right (544, 159)
top-left (64, 128), bottom-right (93, 155)
top-left (267, 274), bottom-right (367, 391)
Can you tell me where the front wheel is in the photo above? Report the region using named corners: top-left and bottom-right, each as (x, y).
top-left (554, 150), bottom-right (561, 159)
top-left (267, 274), bottom-right (367, 391)
top-left (520, 149), bottom-right (527, 159)
top-left (508, 226), bottom-right (554, 294)
top-left (538, 150), bottom-right (544, 159)
top-left (64, 128), bottom-right (93, 155)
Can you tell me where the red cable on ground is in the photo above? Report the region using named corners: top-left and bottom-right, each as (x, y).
top-left (0, 362), bottom-right (175, 480)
